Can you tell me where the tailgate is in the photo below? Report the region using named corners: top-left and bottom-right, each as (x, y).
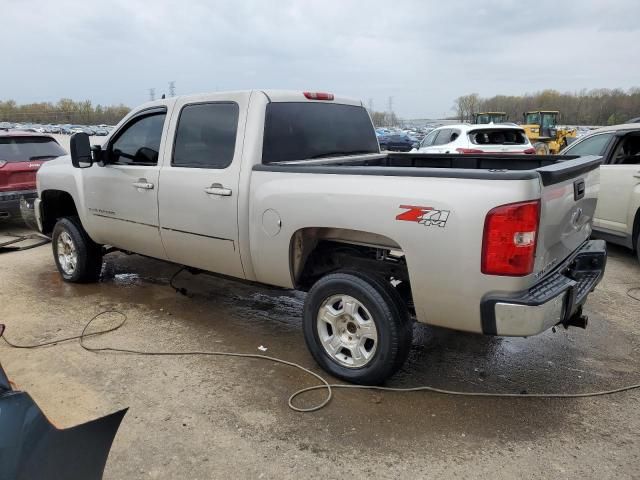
top-left (534, 155), bottom-right (602, 276)
top-left (0, 161), bottom-right (43, 192)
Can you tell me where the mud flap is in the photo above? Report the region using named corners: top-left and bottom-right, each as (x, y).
top-left (0, 364), bottom-right (127, 480)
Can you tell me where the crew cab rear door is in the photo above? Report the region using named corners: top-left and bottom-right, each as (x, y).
top-left (158, 92), bottom-right (249, 278)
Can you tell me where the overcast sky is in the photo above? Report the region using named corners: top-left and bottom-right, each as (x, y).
top-left (3, 0), bottom-right (640, 118)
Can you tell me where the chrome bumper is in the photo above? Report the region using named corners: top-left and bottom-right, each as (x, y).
top-left (481, 240), bottom-right (607, 337)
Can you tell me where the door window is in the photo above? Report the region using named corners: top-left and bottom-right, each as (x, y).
top-left (420, 130), bottom-right (438, 147)
top-left (111, 112), bottom-right (166, 165)
top-left (433, 129), bottom-right (452, 146)
top-left (173, 103), bottom-right (239, 168)
top-left (611, 134), bottom-right (640, 165)
top-left (563, 133), bottom-right (613, 156)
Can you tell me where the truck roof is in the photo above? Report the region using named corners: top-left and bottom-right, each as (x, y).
top-left (136, 90), bottom-right (363, 110)
top-left (589, 123), bottom-right (640, 135)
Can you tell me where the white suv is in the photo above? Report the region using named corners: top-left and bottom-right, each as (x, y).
top-left (413, 123), bottom-right (535, 154)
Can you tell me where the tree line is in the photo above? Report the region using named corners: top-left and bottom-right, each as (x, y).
top-left (368, 110), bottom-right (401, 128)
top-left (453, 88), bottom-right (640, 125)
top-left (0, 99), bottom-right (131, 125)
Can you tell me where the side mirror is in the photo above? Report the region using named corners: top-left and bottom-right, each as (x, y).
top-left (70, 133), bottom-right (93, 168)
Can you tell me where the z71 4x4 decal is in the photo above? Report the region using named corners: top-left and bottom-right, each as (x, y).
top-left (396, 205), bottom-right (451, 227)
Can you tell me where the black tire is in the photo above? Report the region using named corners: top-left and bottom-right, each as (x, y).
top-left (303, 271), bottom-right (413, 384)
top-left (52, 216), bottom-right (103, 283)
top-left (636, 232), bottom-right (640, 265)
top-left (533, 142), bottom-right (550, 155)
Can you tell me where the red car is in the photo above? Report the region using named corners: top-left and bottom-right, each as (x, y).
top-left (0, 131), bottom-right (66, 222)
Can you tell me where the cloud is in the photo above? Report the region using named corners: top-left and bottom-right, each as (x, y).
top-left (2, 0), bottom-right (639, 117)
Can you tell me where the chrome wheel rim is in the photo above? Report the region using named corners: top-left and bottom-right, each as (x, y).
top-left (57, 231), bottom-right (77, 275)
top-left (316, 294), bottom-right (378, 368)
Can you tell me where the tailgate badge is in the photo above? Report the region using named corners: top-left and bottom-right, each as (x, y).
top-left (570, 208), bottom-right (583, 230)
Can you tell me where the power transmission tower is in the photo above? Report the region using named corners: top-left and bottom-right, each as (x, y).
top-left (168, 81), bottom-right (176, 97)
top-left (387, 96), bottom-right (394, 126)
top-left (149, 88), bottom-right (156, 101)
top-left (368, 98), bottom-right (374, 113)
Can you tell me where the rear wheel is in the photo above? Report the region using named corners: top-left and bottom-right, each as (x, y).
top-left (636, 232), bottom-right (640, 264)
top-left (52, 217), bottom-right (103, 283)
top-left (533, 142), bottom-right (550, 155)
top-left (303, 271), bottom-right (413, 384)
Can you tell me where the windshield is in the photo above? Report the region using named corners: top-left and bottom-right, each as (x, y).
top-left (476, 114), bottom-right (506, 124)
top-left (525, 113), bottom-right (540, 125)
top-left (262, 102), bottom-right (379, 163)
top-left (541, 113), bottom-right (557, 128)
top-left (0, 136), bottom-right (66, 162)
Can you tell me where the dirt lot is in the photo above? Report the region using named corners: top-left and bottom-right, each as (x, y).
top-left (1, 221), bottom-right (639, 479)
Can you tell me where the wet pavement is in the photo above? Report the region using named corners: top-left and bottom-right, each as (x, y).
top-left (1, 220), bottom-right (639, 479)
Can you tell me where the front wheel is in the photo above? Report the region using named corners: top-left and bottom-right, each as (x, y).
top-left (303, 272), bottom-right (413, 384)
top-left (52, 217), bottom-right (103, 283)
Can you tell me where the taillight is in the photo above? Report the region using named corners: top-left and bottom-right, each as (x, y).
top-left (523, 147), bottom-right (536, 154)
top-left (0, 160), bottom-right (6, 168)
top-left (481, 200), bottom-right (540, 276)
top-left (455, 148), bottom-right (484, 154)
top-left (303, 92), bottom-right (334, 101)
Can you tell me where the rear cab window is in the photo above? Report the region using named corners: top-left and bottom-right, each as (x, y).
top-left (0, 136), bottom-right (66, 162)
top-left (262, 103), bottom-right (378, 163)
top-left (470, 128), bottom-right (527, 145)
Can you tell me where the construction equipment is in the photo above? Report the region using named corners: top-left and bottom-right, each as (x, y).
top-left (521, 110), bottom-right (576, 154)
top-left (473, 112), bottom-right (508, 124)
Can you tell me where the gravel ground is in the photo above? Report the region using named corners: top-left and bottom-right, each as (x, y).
top-left (1, 221), bottom-right (639, 479)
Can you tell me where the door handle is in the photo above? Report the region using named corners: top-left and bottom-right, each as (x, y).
top-left (634, 171), bottom-right (640, 179)
top-left (204, 183), bottom-right (232, 196)
top-left (132, 179), bottom-right (154, 190)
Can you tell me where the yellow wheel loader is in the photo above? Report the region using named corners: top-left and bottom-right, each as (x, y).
top-left (521, 111), bottom-right (576, 154)
top-left (473, 112), bottom-right (508, 124)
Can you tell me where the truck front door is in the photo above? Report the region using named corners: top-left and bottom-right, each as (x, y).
top-left (158, 93), bottom-right (249, 278)
top-left (82, 107), bottom-right (168, 259)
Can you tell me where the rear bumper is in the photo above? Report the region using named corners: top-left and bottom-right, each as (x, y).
top-left (0, 190), bottom-right (37, 219)
top-left (480, 240), bottom-right (607, 336)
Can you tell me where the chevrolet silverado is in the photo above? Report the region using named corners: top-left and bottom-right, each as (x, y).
top-left (35, 90), bottom-right (606, 383)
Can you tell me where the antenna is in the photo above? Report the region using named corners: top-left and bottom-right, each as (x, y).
top-left (149, 88), bottom-right (156, 101)
top-left (168, 81), bottom-right (176, 97)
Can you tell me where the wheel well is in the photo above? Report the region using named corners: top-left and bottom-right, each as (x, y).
top-left (290, 228), bottom-right (414, 311)
top-left (40, 190), bottom-right (78, 235)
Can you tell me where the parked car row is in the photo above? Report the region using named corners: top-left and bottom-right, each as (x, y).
top-left (376, 125), bottom-right (436, 151)
top-left (0, 122), bottom-right (113, 136)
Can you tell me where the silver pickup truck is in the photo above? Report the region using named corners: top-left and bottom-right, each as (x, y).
top-left (35, 90), bottom-right (606, 384)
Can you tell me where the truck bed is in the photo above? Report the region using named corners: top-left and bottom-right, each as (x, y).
top-left (254, 153), bottom-right (602, 186)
